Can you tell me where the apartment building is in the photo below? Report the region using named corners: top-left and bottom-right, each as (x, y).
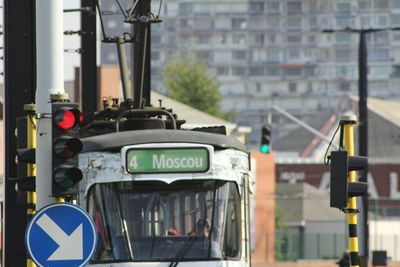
top-left (99, 0), bottom-right (400, 146)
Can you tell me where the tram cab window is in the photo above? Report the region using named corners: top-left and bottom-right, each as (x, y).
top-left (87, 180), bottom-right (241, 263)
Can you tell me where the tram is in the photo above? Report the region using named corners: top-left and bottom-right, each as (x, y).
top-left (77, 125), bottom-right (253, 267)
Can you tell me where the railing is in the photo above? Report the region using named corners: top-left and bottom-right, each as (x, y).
top-left (273, 232), bottom-right (400, 262)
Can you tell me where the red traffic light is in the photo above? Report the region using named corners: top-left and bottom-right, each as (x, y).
top-left (54, 107), bottom-right (82, 130)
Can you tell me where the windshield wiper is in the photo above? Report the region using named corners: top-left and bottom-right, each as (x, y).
top-left (168, 219), bottom-right (206, 267)
top-left (114, 184), bottom-right (134, 260)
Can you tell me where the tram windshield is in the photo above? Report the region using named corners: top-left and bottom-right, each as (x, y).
top-left (87, 180), bottom-right (241, 263)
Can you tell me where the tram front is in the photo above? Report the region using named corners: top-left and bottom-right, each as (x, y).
top-left (79, 130), bottom-right (253, 267)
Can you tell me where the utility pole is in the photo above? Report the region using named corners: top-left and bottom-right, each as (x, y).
top-left (358, 30), bottom-right (369, 267)
top-left (3, 0), bottom-right (36, 266)
top-left (81, 0), bottom-right (98, 113)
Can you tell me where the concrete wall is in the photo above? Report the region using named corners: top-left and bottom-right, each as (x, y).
top-left (251, 152), bottom-right (276, 263)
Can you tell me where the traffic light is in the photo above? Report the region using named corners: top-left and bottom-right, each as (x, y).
top-left (330, 150), bottom-right (368, 209)
top-left (15, 116), bottom-right (36, 192)
top-left (260, 124), bottom-right (272, 154)
top-left (51, 102), bottom-right (83, 196)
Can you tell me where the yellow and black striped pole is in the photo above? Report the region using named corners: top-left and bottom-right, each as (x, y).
top-left (25, 104), bottom-right (36, 267)
top-left (342, 114), bottom-right (359, 267)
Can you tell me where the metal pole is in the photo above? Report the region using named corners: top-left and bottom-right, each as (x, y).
top-left (25, 104), bottom-right (37, 267)
top-left (36, 0), bottom-right (65, 208)
top-left (342, 114), bottom-right (359, 267)
top-left (132, 0), bottom-right (151, 108)
top-left (116, 37), bottom-right (133, 100)
top-left (358, 31), bottom-right (369, 267)
top-left (3, 0), bottom-right (36, 265)
top-left (81, 0), bottom-right (98, 113)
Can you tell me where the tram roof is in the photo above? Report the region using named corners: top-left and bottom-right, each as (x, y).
top-left (81, 129), bottom-right (247, 153)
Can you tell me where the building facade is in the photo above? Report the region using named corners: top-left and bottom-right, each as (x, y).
top-left (99, 0), bottom-right (400, 145)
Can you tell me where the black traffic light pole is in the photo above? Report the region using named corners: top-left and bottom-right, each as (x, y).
top-left (323, 27), bottom-right (400, 266)
top-left (3, 0), bottom-right (36, 265)
top-left (81, 0), bottom-right (98, 114)
top-left (358, 30), bottom-right (369, 266)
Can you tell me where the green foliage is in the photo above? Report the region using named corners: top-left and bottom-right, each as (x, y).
top-left (162, 54), bottom-right (226, 118)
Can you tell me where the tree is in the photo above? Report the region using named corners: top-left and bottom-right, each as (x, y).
top-left (162, 54), bottom-right (227, 118)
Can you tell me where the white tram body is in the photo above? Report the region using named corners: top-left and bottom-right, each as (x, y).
top-left (78, 130), bottom-right (254, 267)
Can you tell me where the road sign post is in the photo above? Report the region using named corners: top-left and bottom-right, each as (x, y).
top-left (26, 203), bottom-right (97, 267)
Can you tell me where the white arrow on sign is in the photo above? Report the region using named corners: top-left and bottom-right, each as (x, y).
top-left (36, 213), bottom-right (83, 261)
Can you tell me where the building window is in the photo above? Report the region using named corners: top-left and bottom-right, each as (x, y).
top-left (232, 51), bottom-right (247, 61)
top-left (232, 34), bottom-right (246, 45)
top-left (151, 51), bottom-right (160, 61)
top-left (335, 33), bottom-right (351, 44)
top-left (197, 36), bottom-right (211, 44)
top-left (267, 48), bottom-right (280, 62)
top-left (374, 0), bottom-right (389, 9)
top-left (232, 67), bottom-right (246, 76)
top-left (309, 17), bottom-right (318, 31)
top-left (195, 19), bottom-right (213, 31)
top-left (287, 17), bottom-right (302, 31)
top-left (392, 14), bottom-right (400, 26)
top-left (266, 2), bottom-right (280, 14)
top-left (393, 0), bottom-right (400, 8)
top-left (360, 16), bottom-right (371, 28)
top-left (374, 32), bottom-right (389, 44)
top-left (249, 67), bottom-right (264, 76)
top-left (287, 2), bottom-right (302, 14)
top-left (256, 83), bottom-right (261, 92)
top-left (267, 34), bottom-right (276, 44)
top-left (151, 67), bottom-right (160, 77)
top-left (266, 66), bottom-right (280, 77)
top-left (232, 18), bottom-right (247, 30)
top-left (336, 17), bottom-right (355, 28)
top-left (359, 1), bottom-right (372, 10)
top-left (369, 48), bottom-right (390, 61)
top-left (376, 15), bottom-right (389, 27)
top-left (196, 51), bottom-right (213, 61)
top-left (287, 35), bottom-right (302, 44)
top-left (308, 35), bottom-right (316, 44)
top-left (267, 17), bottom-right (280, 30)
top-left (336, 2), bottom-right (351, 13)
top-left (288, 82), bottom-right (297, 92)
top-left (335, 49), bottom-right (352, 61)
top-left (393, 33), bottom-right (400, 42)
top-left (152, 35), bottom-right (162, 44)
top-left (249, 2), bottom-right (264, 13)
top-left (340, 83), bottom-right (350, 92)
top-left (286, 68), bottom-right (301, 76)
top-left (288, 48), bottom-right (300, 60)
top-left (217, 67), bottom-right (229, 76)
top-left (179, 3), bottom-right (192, 14)
top-left (254, 34), bottom-right (265, 45)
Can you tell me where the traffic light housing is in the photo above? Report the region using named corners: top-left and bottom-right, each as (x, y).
top-left (51, 102), bottom-right (83, 196)
top-left (260, 124), bottom-right (272, 154)
top-left (330, 150), bottom-right (368, 209)
top-left (15, 116), bottom-right (36, 192)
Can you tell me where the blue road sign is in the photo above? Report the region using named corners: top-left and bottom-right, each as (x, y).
top-left (26, 203), bottom-right (97, 267)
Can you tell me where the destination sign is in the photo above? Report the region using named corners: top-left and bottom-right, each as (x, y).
top-left (126, 147), bottom-right (210, 174)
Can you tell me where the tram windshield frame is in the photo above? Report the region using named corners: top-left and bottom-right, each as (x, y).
top-left (87, 180), bottom-right (242, 263)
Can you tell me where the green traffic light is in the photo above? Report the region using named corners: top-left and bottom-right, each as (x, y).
top-left (260, 144), bottom-right (270, 154)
